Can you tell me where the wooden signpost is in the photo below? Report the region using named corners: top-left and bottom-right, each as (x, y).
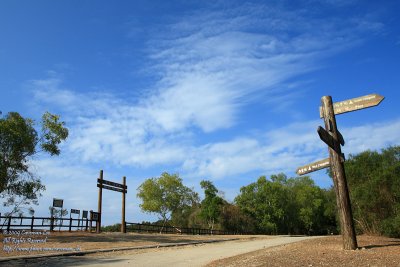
top-left (296, 158), bottom-right (330, 175)
top-left (319, 93), bottom-right (384, 118)
top-left (296, 155), bottom-right (345, 176)
top-left (97, 170), bottom-right (128, 233)
top-left (297, 93), bottom-right (384, 250)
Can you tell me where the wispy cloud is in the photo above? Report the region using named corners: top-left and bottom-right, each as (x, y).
top-left (140, 2), bottom-right (383, 131)
top-left (29, 2), bottom-right (388, 176)
top-left (182, 119), bottom-right (400, 180)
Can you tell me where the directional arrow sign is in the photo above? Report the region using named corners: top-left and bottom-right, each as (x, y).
top-left (320, 93), bottom-right (384, 118)
top-left (318, 126), bottom-right (340, 153)
top-left (296, 158), bottom-right (330, 175)
top-left (296, 154), bottom-right (345, 176)
top-left (337, 129), bottom-right (345, 146)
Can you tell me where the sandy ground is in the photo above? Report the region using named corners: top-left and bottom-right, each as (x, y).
top-left (0, 231), bottom-right (247, 257)
top-left (208, 235), bottom-right (400, 267)
top-left (2, 231), bottom-right (399, 267)
top-left (1, 235), bottom-right (317, 267)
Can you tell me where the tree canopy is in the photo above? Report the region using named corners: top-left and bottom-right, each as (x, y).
top-left (344, 146), bottom-right (400, 237)
top-left (137, 172), bottom-right (199, 228)
top-left (199, 180), bottom-right (224, 231)
top-left (235, 174), bottom-right (336, 235)
top-left (136, 146), bottom-right (399, 238)
top-left (0, 111), bottom-right (68, 215)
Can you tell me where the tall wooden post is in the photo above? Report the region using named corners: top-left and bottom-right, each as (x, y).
top-left (121, 176), bottom-right (126, 233)
top-left (97, 170), bottom-right (103, 233)
top-left (321, 96), bottom-right (357, 250)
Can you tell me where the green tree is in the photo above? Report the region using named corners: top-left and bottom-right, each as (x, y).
top-left (235, 174), bottom-right (289, 234)
top-left (235, 173), bottom-right (337, 235)
top-left (344, 146), bottom-right (400, 237)
top-left (137, 172), bottom-right (199, 230)
top-left (220, 203), bottom-right (256, 234)
top-left (0, 111), bottom-right (68, 215)
top-left (287, 176), bottom-right (334, 235)
top-left (199, 180), bottom-right (224, 232)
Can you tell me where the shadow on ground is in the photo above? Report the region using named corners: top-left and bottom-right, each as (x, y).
top-left (47, 232), bottom-right (235, 244)
top-left (4, 255), bottom-right (127, 267)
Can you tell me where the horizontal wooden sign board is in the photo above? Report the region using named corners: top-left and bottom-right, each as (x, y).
top-left (296, 158), bottom-right (330, 175)
top-left (296, 154), bottom-right (345, 175)
top-left (91, 211), bottom-right (100, 221)
top-left (71, 209), bottom-right (80, 214)
top-left (97, 183), bottom-right (127, 193)
top-left (98, 179), bottom-right (127, 189)
top-left (320, 93), bottom-right (384, 118)
top-left (53, 198), bottom-right (63, 208)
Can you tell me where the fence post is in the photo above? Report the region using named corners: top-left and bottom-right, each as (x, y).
top-left (50, 216), bottom-right (54, 232)
top-left (31, 216), bottom-right (35, 231)
top-left (7, 216), bottom-right (11, 231)
top-left (85, 218), bottom-right (88, 232)
top-left (69, 217), bottom-right (72, 232)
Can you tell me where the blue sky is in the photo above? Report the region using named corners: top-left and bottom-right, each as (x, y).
top-left (1, 0), bottom-right (400, 225)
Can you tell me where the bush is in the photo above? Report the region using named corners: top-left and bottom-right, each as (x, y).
top-left (101, 223), bottom-right (121, 232)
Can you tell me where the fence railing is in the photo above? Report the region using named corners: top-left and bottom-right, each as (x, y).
top-left (0, 214), bottom-right (247, 235)
top-left (0, 213), bottom-right (95, 232)
top-left (125, 222), bottom-right (246, 235)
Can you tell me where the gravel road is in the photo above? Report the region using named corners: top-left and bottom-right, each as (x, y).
top-left (4, 236), bottom-right (321, 267)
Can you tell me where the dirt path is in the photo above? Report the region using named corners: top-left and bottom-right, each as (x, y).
top-left (4, 236), bottom-right (321, 267)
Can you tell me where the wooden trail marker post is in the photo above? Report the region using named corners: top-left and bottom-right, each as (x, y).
top-left (321, 96), bottom-right (357, 250)
top-left (97, 170), bottom-right (128, 233)
top-left (297, 93), bottom-right (384, 250)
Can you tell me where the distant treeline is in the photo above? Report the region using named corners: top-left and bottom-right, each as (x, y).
top-left (105, 146), bottom-right (400, 237)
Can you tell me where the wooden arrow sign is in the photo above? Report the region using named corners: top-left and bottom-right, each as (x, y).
top-left (296, 154), bottom-right (345, 175)
top-left (317, 126), bottom-right (341, 153)
top-left (296, 158), bottom-right (330, 175)
top-left (320, 93), bottom-right (384, 118)
top-left (336, 129), bottom-right (345, 146)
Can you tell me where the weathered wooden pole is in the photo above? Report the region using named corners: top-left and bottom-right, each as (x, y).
top-left (321, 96), bottom-right (357, 250)
top-left (121, 176), bottom-right (126, 233)
top-left (97, 170), bottom-right (103, 234)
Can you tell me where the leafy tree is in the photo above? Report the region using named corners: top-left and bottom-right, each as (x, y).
top-left (199, 180), bottom-right (224, 232)
top-left (0, 111), bottom-right (68, 215)
top-left (287, 176), bottom-right (335, 235)
top-left (344, 146), bottom-right (400, 237)
top-left (137, 172), bottom-right (199, 230)
top-left (49, 206), bottom-right (68, 218)
top-left (170, 202), bottom-right (200, 228)
top-left (235, 174), bottom-right (289, 234)
top-left (235, 173), bottom-right (337, 235)
top-left (220, 203), bottom-right (256, 234)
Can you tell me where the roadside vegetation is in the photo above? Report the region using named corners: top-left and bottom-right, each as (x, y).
top-left (136, 146), bottom-right (400, 237)
top-left (1, 112), bottom-right (398, 238)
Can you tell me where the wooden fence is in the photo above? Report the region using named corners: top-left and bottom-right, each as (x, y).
top-left (0, 214), bottom-right (95, 232)
top-left (125, 222), bottom-right (246, 235)
top-left (0, 214), bottom-right (247, 235)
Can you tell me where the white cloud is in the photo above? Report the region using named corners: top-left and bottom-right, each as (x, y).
top-left (27, 2), bottom-right (390, 181)
top-left (343, 120), bottom-right (400, 155)
top-left (181, 119), bottom-right (400, 180)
